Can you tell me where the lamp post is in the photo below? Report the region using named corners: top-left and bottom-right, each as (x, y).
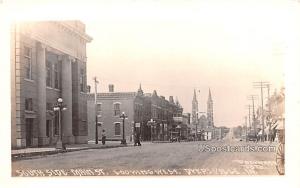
top-left (120, 112), bottom-right (128, 145)
top-left (93, 77), bottom-right (99, 144)
top-left (53, 97), bottom-right (67, 150)
top-left (176, 125), bottom-right (181, 142)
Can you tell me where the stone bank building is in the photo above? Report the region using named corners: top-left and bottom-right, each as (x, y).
top-left (11, 21), bottom-right (92, 148)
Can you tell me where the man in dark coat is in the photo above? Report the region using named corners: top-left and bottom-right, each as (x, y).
top-left (101, 130), bottom-right (106, 145)
top-left (134, 132), bottom-right (141, 146)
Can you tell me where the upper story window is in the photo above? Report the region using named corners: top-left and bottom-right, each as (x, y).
top-left (46, 61), bottom-right (52, 87)
top-left (80, 68), bottom-right (85, 92)
top-left (24, 46), bottom-right (32, 80)
top-left (25, 98), bottom-right (33, 111)
top-left (46, 102), bottom-right (52, 111)
top-left (152, 107), bottom-right (157, 119)
top-left (54, 61), bottom-right (61, 89)
top-left (96, 103), bottom-right (102, 115)
top-left (114, 103), bottom-right (121, 116)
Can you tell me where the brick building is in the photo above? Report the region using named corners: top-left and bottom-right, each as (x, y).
top-left (87, 85), bottom-right (184, 142)
top-left (87, 85), bottom-right (144, 142)
top-left (11, 21), bottom-right (92, 148)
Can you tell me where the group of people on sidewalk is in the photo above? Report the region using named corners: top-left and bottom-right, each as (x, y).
top-left (100, 129), bottom-right (142, 146)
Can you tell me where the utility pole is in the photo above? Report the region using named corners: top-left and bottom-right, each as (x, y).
top-left (244, 116), bottom-right (247, 141)
top-left (266, 83), bottom-right (271, 141)
top-left (253, 81), bottom-right (269, 142)
top-left (245, 105), bottom-right (251, 141)
top-left (247, 95), bottom-right (258, 136)
top-left (248, 105), bottom-right (251, 134)
top-left (94, 77), bottom-right (99, 144)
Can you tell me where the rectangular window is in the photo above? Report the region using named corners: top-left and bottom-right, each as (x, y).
top-left (54, 112), bottom-right (59, 135)
top-left (46, 61), bottom-right (52, 87)
top-left (96, 103), bottom-right (101, 115)
top-left (46, 102), bottom-right (52, 111)
top-left (24, 46), bottom-right (32, 80)
top-left (46, 120), bottom-right (51, 137)
top-left (115, 123), bottom-right (121, 136)
top-left (54, 62), bottom-right (60, 89)
top-left (80, 68), bottom-right (85, 92)
top-left (25, 98), bottom-right (33, 111)
top-left (114, 103), bottom-right (121, 116)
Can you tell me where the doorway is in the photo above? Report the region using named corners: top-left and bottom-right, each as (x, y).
top-left (25, 118), bottom-right (33, 147)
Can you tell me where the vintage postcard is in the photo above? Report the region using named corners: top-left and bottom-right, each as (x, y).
top-left (1, 0), bottom-right (300, 188)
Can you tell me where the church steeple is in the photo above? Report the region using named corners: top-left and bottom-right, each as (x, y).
top-left (208, 88), bottom-right (212, 101)
top-left (137, 83), bottom-right (144, 96)
top-left (192, 89), bottom-right (199, 125)
top-left (207, 88), bottom-right (214, 127)
top-left (193, 89), bottom-right (197, 101)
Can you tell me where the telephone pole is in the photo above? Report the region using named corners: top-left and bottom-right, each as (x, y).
top-left (94, 77), bottom-right (99, 144)
top-left (245, 105), bottom-right (251, 141)
top-left (247, 95), bottom-right (258, 136)
top-left (244, 116), bottom-right (247, 141)
top-left (266, 83), bottom-right (271, 141)
top-left (253, 81), bottom-right (269, 142)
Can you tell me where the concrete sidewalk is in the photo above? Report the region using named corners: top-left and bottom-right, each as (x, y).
top-left (11, 141), bottom-right (129, 161)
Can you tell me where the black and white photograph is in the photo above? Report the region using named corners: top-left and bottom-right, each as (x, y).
top-left (1, 0), bottom-right (300, 188)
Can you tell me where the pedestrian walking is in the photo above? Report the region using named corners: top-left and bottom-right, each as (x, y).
top-left (101, 129), bottom-right (106, 145)
top-left (134, 132), bottom-right (141, 146)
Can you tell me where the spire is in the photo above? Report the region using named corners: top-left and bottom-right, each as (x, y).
top-left (137, 83), bottom-right (143, 96)
top-left (208, 88), bottom-right (212, 101)
top-left (193, 89), bottom-right (197, 101)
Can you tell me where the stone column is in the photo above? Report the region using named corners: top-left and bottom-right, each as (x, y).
top-left (36, 42), bottom-right (47, 146)
top-left (61, 55), bottom-right (74, 144)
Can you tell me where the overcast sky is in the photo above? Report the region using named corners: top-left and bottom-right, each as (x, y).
top-left (81, 1), bottom-right (287, 127)
top-left (4, 0), bottom-right (293, 127)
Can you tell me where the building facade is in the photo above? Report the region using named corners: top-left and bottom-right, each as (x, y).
top-left (87, 85), bottom-right (144, 142)
top-left (11, 21), bottom-right (92, 148)
top-left (87, 85), bottom-right (184, 142)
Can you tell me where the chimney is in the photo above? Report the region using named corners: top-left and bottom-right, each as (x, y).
top-left (109, 84), bottom-right (114, 92)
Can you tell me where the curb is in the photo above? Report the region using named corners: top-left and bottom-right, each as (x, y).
top-left (12, 144), bottom-right (129, 161)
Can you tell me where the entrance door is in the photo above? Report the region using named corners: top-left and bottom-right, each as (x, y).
top-left (25, 118), bottom-right (33, 147)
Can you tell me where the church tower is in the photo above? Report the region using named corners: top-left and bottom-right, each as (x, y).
top-left (207, 88), bottom-right (214, 127)
top-left (192, 89), bottom-right (198, 125)
top-left (137, 83), bottom-right (144, 96)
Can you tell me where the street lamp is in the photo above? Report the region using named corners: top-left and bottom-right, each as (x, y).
top-left (120, 112), bottom-right (128, 145)
top-left (53, 97), bottom-right (67, 150)
top-left (176, 125), bottom-right (181, 142)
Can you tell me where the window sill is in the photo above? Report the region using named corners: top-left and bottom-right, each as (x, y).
top-left (24, 110), bottom-right (35, 113)
top-left (24, 78), bottom-right (34, 83)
